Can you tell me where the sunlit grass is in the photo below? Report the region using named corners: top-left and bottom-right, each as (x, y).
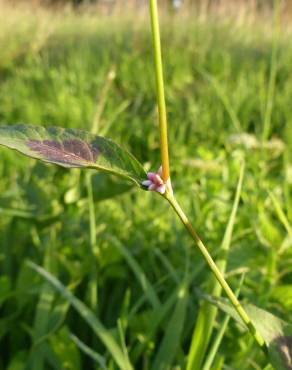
top-left (0, 2), bottom-right (291, 369)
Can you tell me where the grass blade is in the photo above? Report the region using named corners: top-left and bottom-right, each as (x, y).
top-left (196, 67), bottom-right (242, 133)
top-left (85, 172), bottom-right (98, 311)
top-left (262, 0), bottom-right (280, 141)
top-left (28, 261), bottom-right (133, 370)
top-left (151, 281), bottom-right (189, 370)
top-left (70, 333), bottom-right (107, 370)
top-left (268, 190), bottom-right (292, 239)
top-left (110, 237), bottom-right (161, 309)
top-left (202, 274), bottom-right (245, 370)
top-left (131, 286), bottom-right (178, 362)
top-left (28, 283), bottom-right (55, 370)
top-left (187, 160), bottom-right (245, 370)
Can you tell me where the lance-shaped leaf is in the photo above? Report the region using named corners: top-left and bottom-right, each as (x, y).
top-left (0, 124), bottom-right (146, 187)
top-left (200, 292), bottom-right (292, 370)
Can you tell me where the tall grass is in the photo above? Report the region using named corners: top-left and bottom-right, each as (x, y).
top-left (0, 2), bottom-right (291, 369)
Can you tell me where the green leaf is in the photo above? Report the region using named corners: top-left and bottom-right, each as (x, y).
top-left (200, 293), bottom-right (292, 370)
top-left (0, 124), bottom-right (146, 186)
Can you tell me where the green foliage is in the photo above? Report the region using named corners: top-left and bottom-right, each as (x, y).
top-left (200, 293), bottom-right (292, 370)
top-left (186, 161), bottom-right (245, 370)
top-left (0, 7), bottom-right (291, 370)
top-left (29, 262), bottom-right (133, 370)
top-left (151, 281), bottom-right (189, 370)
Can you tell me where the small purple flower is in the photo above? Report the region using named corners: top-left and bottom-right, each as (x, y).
top-left (142, 166), bottom-right (167, 194)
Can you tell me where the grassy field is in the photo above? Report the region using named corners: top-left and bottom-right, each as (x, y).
top-left (0, 2), bottom-right (291, 369)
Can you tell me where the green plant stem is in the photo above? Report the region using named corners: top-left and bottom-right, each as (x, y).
top-left (149, 0), bottom-right (170, 182)
top-left (164, 192), bottom-right (268, 353)
top-left (262, 0), bottom-right (280, 141)
top-left (86, 172), bottom-right (98, 311)
top-left (85, 67), bottom-right (116, 311)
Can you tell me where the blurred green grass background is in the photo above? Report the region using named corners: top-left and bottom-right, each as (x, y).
top-left (0, 1), bottom-right (291, 369)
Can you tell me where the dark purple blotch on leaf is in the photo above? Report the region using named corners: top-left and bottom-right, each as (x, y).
top-left (27, 139), bottom-right (99, 167)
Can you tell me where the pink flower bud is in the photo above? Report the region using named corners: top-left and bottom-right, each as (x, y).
top-left (142, 166), bottom-right (171, 195)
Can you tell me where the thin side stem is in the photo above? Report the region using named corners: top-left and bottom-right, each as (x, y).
top-left (165, 192), bottom-right (268, 353)
top-left (149, 0), bottom-right (170, 182)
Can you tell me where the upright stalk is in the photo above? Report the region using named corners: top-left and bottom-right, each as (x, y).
top-left (149, 0), bottom-right (268, 357)
top-left (149, 0), bottom-right (170, 182)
